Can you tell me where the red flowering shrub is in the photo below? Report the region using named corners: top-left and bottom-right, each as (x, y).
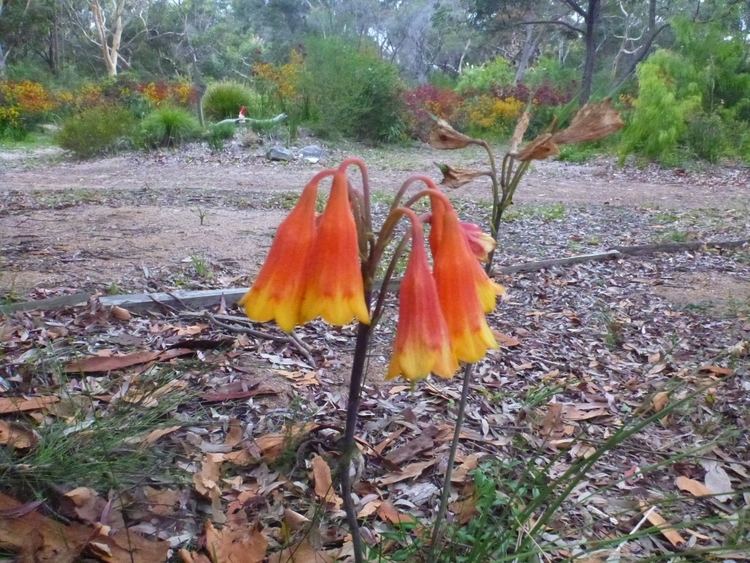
top-left (403, 84), bottom-right (463, 139)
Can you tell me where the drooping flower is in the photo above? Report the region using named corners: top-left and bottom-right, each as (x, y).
top-left (428, 195), bottom-right (503, 309)
top-left (239, 174), bottom-right (324, 332)
top-left (387, 211), bottom-right (458, 381)
top-left (429, 194), bottom-right (501, 363)
top-left (300, 171), bottom-right (370, 326)
top-left (460, 221), bottom-right (496, 263)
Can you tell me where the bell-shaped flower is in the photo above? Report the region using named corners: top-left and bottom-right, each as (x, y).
top-left (387, 213), bottom-right (458, 381)
top-left (300, 171), bottom-right (370, 326)
top-left (430, 196), bottom-right (501, 363)
top-left (239, 177), bottom-right (320, 332)
top-left (460, 221), bottom-right (496, 263)
top-left (429, 195), bottom-right (503, 311)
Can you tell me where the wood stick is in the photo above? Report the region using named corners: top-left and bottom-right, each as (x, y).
top-left (5, 239), bottom-right (747, 316)
top-left (213, 112), bottom-right (287, 127)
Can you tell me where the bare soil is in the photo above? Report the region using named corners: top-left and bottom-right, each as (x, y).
top-left (1, 141), bottom-right (748, 297)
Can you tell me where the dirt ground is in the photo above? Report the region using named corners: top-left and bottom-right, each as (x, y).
top-left (1, 141), bottom-right (749, 296)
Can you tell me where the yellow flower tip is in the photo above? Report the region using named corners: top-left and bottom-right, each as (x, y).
top-left (239, 174), bottom-right (323, 332)
top-left (386, 212), bottom-right (458, 382)
top-left (451, 321), bottom-right (498, 364)
top-left (300, 170), bottom-right (369, 328)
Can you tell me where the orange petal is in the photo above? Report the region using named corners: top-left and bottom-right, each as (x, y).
top-left (301, 171), bottom-right (369, 326)
top-left (431, 202), bottom-right (498, 362)
top-left (240, 178), bottom-right (319, 332)
top-left (387, 218), bottom-right (457, 381)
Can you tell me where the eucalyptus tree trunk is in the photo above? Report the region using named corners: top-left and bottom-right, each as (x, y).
top-left (91, 0), bottom-right (126, 77)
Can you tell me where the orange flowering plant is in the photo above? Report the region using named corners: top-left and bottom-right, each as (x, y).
top-left (240, 158), bottom-right (502, 560)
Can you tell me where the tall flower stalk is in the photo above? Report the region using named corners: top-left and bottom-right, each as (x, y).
top-left (240, 158), bottom-right (501, 562)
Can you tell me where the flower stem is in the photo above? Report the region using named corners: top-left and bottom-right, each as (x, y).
top-left (428, 362), bottom-right (475, 562)
top-left (340, 320), bottom-right (372, 563)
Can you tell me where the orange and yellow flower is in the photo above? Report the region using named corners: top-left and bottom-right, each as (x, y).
top-left (387, 212), bottom-right (458, 381)
top-left (300, 171), bottom-right (370, 326)
top-left (239, 175), bottom-right (321, 332)
top-left (460, 222), bottom-right (496, 262)
top-left (430, 196), bottom-right (500, 363)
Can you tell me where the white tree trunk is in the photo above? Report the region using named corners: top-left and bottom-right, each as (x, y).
top-left (91, 0), bottom-right (126, 77)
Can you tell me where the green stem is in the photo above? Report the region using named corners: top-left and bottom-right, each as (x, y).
top-left (428, 363), bottom-right (474, 562)
top-left (340, 320), bottom-right (372, 563)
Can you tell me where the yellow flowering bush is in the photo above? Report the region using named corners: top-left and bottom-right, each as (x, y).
top-left (253, 50), bottom-right (304, 111)
top-left (462, 94), bottom-right (524, 135)
top-left (0, 80), bottom-right (58, 137)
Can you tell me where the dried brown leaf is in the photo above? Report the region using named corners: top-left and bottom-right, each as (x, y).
top-left (675, 476), bottom-right (711, 497)
top-left (311, 454), bottom-right (343, 510)
top-left (436, 163), bottom-right (486, 189)
top-left (0, 396), bottom-right (59, 414)
top-left (141, 425), bottom-right (181, 446)
top-left (428, 118), bottom-right (474, 150)
top-left (283, 509), bottom-right (310, 530)
top-left (384, 425), bottom-right (438, 466)
top-left (377, 459), bottom-right (436, 486)
top-left (201, 518), bottom-right (267, 563)
top-left (357, 500), bottom-right (382, 518)
top-left (0, 421), bottom-right (36, 449)
top-left (267, 541), bottom-right (335, 563)
top-left (652, 392), bottom-right (669, 413)
top-left (376, 501), bottom-right (416, 526)
top-left (494, 332), bottom-right (521, 348)
top-left (110, 306), bottom-right (131, 321)
top-left (373, 427), bottom-right (406, 455)
top-left (509, 109), bottom-right (531, 153)
top-left (638, 501), bottom-right (685, 548)
top-left (451, 453), bottom-right (484, 483)
top-left (551, 98), bottom-right (624, 144)
top-left (699, 364), bottom-right (733, 377)
top-left (0, 492), bottom-right (168, 563)
top-left (224, 419), bottom-right (243, 448)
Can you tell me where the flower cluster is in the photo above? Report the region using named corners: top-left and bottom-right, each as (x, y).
top-left (240, 160), bottom-right (502, 382)
top-left (253, 50), bottom-right (304, 109)
top-left (137, 81), bottom-right (198, 108)
top-left (463, 94), bottom-right (525, 133)
top-left (0, 80), bottom-right (57, 134)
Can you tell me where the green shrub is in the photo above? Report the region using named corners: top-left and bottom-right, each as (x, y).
top-left (202, 81), bottom-right (260, 121)
top-left (138, 106), bottom-right (202, 148)
top-left (620, 50), bottom-right (701, 165)
top-left (301, 37), bottom-right (407, 143)
top-left (456, 56), bottom-right (515, 93)
top-left (525, 56), bottom-right (578, 89)
top-left (206, 122), bottom-right (235, 150)
top-left (55, 105), bottom-right (136, 158)
top-left (686, 112), bottom-right (725, 163)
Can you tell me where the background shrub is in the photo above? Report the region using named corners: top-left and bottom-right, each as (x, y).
top-left (55, 105), bottom-right (136, 158)
top-left (202, 81), bottom-right (260, 121)
top-left (460, 94), bottom-right (524, 137)
top-left (206, 122), bottom-right (236, 151)
top-left (138, 106), bottom-right (202, 147)
top-left (402, 84), bottom-right (462, 139)
top-left (686, 112), bottom-right (725, 163)
top-left (300, 37), bottom-right (406, 143)
top-left (619, 50), bottom-right (701, 165)
top-left (456, 56), bottom-right (515, 94)
top-left (0, 80), bottom-right (57, 139)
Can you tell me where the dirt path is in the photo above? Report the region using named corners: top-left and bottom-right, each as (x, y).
top-left (1, 142), bottom-right (748, 296)
top-left (2, 143), bottom-right (749, 207)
